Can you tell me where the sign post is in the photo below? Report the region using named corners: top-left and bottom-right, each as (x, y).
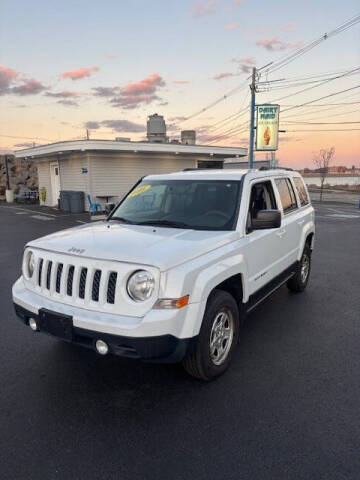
top-left (255, 104), bottom-right (280, 151)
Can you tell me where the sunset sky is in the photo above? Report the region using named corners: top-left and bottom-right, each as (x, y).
top-left (0, 0), bottom-right (359, 168)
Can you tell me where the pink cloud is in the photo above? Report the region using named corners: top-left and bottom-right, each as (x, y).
top-left (107, 54), bottom-right (117, 59)
top-left (173, 80), bottom-right (190, 84)
top-left (256, 37), bottom-right (302, 51)
top-left (11, 78), bottom-right (46, 95)
top-left (233, 57), bottom-right (256, 74)
top-left (191, 0), bottom-right (216, 18)
top-left (213, 72), bottom-right (235, 80)
top-left (225, 22), bottom-right (240, 31)
top-left (61, 66), bottom-right (99, 81)
top-left (122, 73), bottom-right (165, 95)
top-left (45, 90), bottom-right (82, 98)
top-left (0, 65), bottom-right (18, 94)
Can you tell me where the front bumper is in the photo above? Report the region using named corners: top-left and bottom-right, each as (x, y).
top-left (14, 303), bottom-right (197, 362)
top-left (12, 277), bottom-right (204, 362)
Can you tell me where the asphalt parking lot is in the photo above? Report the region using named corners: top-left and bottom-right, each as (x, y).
top-left (1, 202), bottom-right (359, 480)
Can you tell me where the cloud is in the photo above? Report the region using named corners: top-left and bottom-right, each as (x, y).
top-left (84, 121), bottom-right (100, 130)
top-left (14, 142), bottom-right (36, 148)
top-left (110, 73), bottom-right (166, 109)
top-left (191, 0), bottom-right (216, 18)
top-left (256, 36), bottom-right (302, 51)
top-left (92, 86), bottom-right (120, 97)
top-left (173, 80), bottom-right (190, 84)
top-left (107, 54), bottom-right (117, 59)
top-left (168, 116), bottom-right (187, 122)
top-left (122, 73), bottom-right (165, 95)
top-left (110, 93), bottom-right (160, 109)
top-left (158, 101), bottom-right (169, 106)
top-left (233, 57), bottom-right (256, 74)
top-left (0, 65), bottom-right (18, 94)
top-left (45, 90), bottom-right (82, 98)
top-left (101, 120), bottom-right (145, 132)
top-left (213, 72), bottom-right (235, 80)
top-left (11, 78), bottom-right (47, 95)
top-left (225, 22), bottom-right (240, 31)
top-left (61, 66), bottom-right (99, 81)
top-left (57, 99), bottom-right (78, 106)
top-left (84, 119), bottom-right (145, 132)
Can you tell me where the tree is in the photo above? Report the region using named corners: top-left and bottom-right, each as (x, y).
top-left (313, 147), bottom-right (335, 202)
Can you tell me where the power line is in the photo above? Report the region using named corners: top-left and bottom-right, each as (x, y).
top-left (0, 134), bottom-right (55, 141)
top-left (281, 84), bottom-right (360, 113)
top-left (262, 13), bottom-right (360, 76)
top-left (285, 128), bottom-right (360, 132)
top-left (282, 120), bottom-right (360, 124)
top-left (174, 13), bottom-right (360, 131)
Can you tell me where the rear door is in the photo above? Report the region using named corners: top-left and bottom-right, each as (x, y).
top-left (273, 177), bottom-right (300, 269)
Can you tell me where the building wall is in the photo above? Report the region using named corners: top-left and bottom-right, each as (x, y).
top-left (89, 153), bottom-right (196, 206)
top-left (37, 160), bottom-right (52, 206)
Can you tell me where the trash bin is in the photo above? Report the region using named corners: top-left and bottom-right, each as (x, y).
top-left (69, 191), bottom-right (85, 213)
top-left (59, 191), bottom-right (71, 212)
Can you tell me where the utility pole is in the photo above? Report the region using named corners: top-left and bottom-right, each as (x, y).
top-left (5, 154), bottom-right (10, 190)
top-left (86, 129), bottom-right (90, 140)
top-left (248, 67), bottom-right (257, 169)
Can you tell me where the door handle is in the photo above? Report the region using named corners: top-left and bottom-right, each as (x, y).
top-left (276, 228), bottom-right (286, 237)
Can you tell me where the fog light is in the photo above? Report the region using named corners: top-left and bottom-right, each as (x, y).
top-left (29, 318), bottom-right (38, 331)
top-left (95, 339), bottom-right (109, 355)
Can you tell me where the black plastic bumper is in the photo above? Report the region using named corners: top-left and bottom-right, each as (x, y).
top-left (14, 303), bottom-right (197, 363)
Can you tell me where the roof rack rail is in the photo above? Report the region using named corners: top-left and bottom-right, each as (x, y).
top-left (259, 166), bottom-right (293, 171)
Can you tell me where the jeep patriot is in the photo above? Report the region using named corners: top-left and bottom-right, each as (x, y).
top-left (13, 169), bottom-right (315, 380)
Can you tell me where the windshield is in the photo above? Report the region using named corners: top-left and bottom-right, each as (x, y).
top-left (110, 179), bottom-right (241, 230)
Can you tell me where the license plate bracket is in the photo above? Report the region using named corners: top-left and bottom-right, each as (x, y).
top-left (38, 309), bottom-right (73, 341)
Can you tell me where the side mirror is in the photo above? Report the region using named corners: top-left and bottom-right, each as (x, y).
top-left (252, 209), bottom-right (281, 230)
top-left (105, 202), bottom-right (116, 215)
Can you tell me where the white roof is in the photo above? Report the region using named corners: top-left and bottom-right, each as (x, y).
top-left (14, 139), bottom-right (247, 159)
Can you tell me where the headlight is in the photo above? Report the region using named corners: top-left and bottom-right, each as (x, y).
top-left (127, 270), bottom-right (155, 302)
top-left (24, 250), bottom-right (36, 278)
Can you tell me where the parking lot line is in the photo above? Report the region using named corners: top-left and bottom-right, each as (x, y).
top-left (30, 215), bottom-right (54, 221)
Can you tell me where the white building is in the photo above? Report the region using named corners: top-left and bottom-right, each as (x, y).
top-left (14, 139), bottom-right (247, 210)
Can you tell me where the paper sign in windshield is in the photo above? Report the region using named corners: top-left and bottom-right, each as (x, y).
top-left (128, 185), bottom-right (151, 198)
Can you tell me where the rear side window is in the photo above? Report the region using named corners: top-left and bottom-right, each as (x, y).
top-left (275, 178), bottom-right (297, 213)
top-left (293, 177), bottom-right (310, 206)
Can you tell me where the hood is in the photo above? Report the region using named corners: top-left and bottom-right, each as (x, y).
top-left (27, 220), bottom-right (239, 271)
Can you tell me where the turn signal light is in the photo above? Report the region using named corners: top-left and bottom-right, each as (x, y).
top-left (154, 295), bottom-right (189, 310)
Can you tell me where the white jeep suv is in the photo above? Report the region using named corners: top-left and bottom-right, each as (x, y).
top-left (13, 168), bottom-right (315, 380)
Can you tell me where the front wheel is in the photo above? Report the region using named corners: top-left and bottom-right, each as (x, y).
top-left (287, 244), bottom-right (312, 293)
top-left (182, 289), bottom-right (240, 381)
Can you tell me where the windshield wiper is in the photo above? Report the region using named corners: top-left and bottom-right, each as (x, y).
top-left (136, 219), bottom-right (191, 229)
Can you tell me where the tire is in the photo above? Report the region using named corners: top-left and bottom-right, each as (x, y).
top-left (182, 289), bottom-right (240, 381)
top-left (287, 244), bottom-right (312, 293)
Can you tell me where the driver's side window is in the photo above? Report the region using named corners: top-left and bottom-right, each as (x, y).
top-left (246, 181), bottom-right (277, 233)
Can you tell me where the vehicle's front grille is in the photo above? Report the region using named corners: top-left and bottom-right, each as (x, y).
top-left (35, 258), bottom-right (118, 305)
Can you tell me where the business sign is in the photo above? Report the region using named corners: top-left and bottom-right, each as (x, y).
top-left (256, 104), bottom-right (280, 151)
